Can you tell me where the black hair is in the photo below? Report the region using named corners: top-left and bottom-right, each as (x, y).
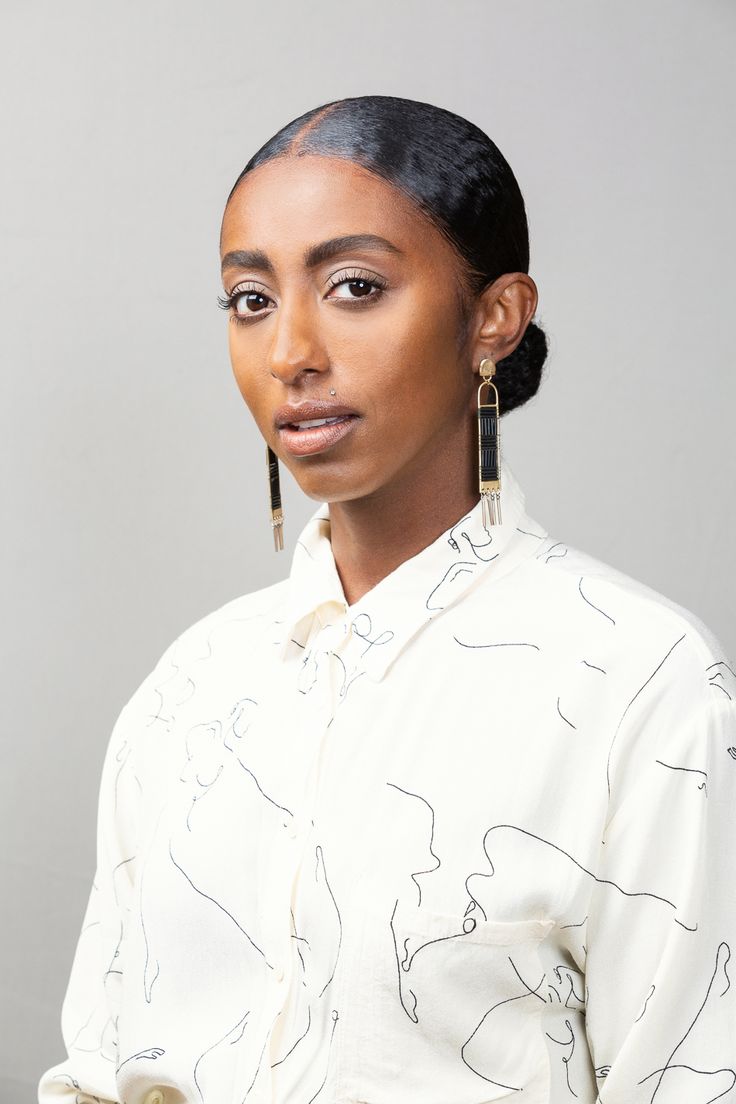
top-left (226, 95), bottom-right (549, 416)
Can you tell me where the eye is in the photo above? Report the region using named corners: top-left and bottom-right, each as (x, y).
top-left (325, 268), bottom-right (387, 303)
top-left (217, 286), bottom-right (273, 321)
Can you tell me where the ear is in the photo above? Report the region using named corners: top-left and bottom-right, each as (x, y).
top-left (471, 273), bottom-right (539, 370)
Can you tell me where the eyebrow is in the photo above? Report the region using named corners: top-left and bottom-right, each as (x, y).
top-left (220, 233), bottom-right (403, 276)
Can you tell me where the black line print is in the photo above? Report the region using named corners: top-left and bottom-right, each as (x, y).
top-left (102, 918), bottom-right (124, 983)
top-left (185, 764), bottom-right (224, 832)
top-left (447, 515), bottom-right (499, 562)
top-left (426, 562), bottom-right (477, 612)
top-left (145, 655), bottom-right (189, 731)
top-left (140, 803), bottom-right (167, 1005)
top-left (638, 941), bottom-right (734, 1102)
top-left (582, 659), bottom-right (607, 674)
top-left (116, 1046), bottom-right (165, 1073)
top-left (313, 843), bottom-right (343, 999)
top-left (557, 697), bottom-right (577, 730)
top-left (545, 1017), bottom-right (579, 1098)
top-left (296, 537), bottom-right (316, 561)
top-left (459, 954), bottom-right (547, 1092)
top-left (509, 956), bottom-right (547, 1006)
top-left (113, 739), bottom-right (132, 817)
top-left (516, 524), bottom-right (548, 539)
top-left (234, 758), bottom-right (294, 820)
top-left (297, 648), bottom-right (321, 697)
top-left (606, 633), bottom-right (687, 798)
top-left (168, 839), bottom-right (271, 967)
top-left (193, 1011), bottom-right (250, 1104)
top-left (304, 1009), bottom-right (340, 1104)
top-left (708, 671), bottom-right (733, 701)
top-left (350, 611), bottom-right (395, 656)
top-left (271, 1006), bottom-right (312, 1069)
top-left (479, 824), bottom-right (680, 914)
top-left (385, 782), bottom-right (441, 907)
top-left (707, 660), bottom-right (736, 678)
top-left (453, 637), bottom-right (541, 651)
top-left (655, 758), bottom-right (708, 796)
top-left (536, 540), bottom-right (569, 563)
top-left (560, 916), bottom-right (589, 930)
top-left (547, 965), bottom-right (586, 1012)
top-left (634, 984), bottom-right (656, 1023)
top-left (329, 650), bottom-right (366, 701)
top-left (545, 545), bottom-right (569, 565)
top-left (578, 578), bottom-right (617, 625)
top-left (110, 855), bottom-right (135, 910)
top-left (240, 1006), bottom-right (283, 1103)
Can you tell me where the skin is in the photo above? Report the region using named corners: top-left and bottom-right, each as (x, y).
top-left (219, 154), bottom-right (537, 606)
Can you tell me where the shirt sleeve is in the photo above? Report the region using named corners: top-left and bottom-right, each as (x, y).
top-left (37, 649), bottom-right (172, 1104)
top-left (583, 678), bottom-right (736, 1101)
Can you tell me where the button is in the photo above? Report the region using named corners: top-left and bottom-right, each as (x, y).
top-left (274, 963), bottom-right (285, 982)
top-left (143, 1091), bottom-right (165, 1104)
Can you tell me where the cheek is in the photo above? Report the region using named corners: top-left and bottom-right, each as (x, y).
top-left (229, 334), bottom-right (262, 412)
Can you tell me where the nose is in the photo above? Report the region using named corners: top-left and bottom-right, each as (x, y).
top-left (267, 296), bottom-right (329, 386)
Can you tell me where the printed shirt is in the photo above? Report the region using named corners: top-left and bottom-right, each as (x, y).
top-left (38, 456), bottom-right (736, 1104)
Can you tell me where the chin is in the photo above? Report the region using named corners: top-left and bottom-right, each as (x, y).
top-left (288, 464), bottom-right (382, 505)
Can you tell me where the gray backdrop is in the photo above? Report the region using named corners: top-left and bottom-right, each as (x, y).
top-left (2, 1), bottom-right (734, 1099)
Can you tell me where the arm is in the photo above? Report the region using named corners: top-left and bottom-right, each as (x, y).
top-left (37, 650), bottom-right (172, 1104)
top-left (584, 683), bottom-right (736, 1102)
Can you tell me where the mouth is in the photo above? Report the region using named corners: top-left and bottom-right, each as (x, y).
top-left (274, 402), bottom-right (360, 457)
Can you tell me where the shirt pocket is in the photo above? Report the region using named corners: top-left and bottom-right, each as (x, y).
top-left (338, 903), bottom-right (554, 1104)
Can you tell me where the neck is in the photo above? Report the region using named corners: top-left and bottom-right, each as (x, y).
top-left (327, 427), bottom-right (479, 606)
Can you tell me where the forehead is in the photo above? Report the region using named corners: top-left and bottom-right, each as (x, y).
top-left (220, 154), bottom-right (449, 264)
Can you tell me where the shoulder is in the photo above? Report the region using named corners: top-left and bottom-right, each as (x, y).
top-left (518, 529), bottom-right (733, 706)
top-left (115, 578), bottom-right (290, 733)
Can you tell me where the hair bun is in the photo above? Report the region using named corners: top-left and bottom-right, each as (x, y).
top-left (495, 320), bottom-right (549, 416)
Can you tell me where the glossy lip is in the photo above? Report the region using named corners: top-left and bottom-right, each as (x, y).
top-left (273, 398), bottom-right (361, 458)
top-left (273, 399), bottom-right (359, 429)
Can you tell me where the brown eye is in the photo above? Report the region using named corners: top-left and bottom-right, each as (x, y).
top-left (325, 268), bottom-right (388, 304)
top-left (330, 279), bottom-right (374, 299)
top-left (234, 290), bottom-right (270, 315)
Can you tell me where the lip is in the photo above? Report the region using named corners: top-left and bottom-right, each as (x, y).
top-left (274, 400), bottom-right (359, 429)
top-left (274, 399), bottom-right (360, 458)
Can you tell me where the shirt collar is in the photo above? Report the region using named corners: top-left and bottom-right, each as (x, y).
top-left (276, 455), bottom-right (548, 681)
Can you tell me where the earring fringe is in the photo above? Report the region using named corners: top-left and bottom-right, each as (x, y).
top-left (266, 445), bottom-right (284, 551)
top-left (478, 357), bottom-right (502, 526)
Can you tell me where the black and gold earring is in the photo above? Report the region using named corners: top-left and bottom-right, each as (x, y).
top-left (266, 445), bottom-right (284, 551)
top-left (478, 356), bottom-right (502, 527)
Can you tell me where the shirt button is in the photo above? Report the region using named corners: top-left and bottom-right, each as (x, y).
top-left (142, 1091), bottom-right (165, 1104)
top-left (275, 963), bottom-right (285, 982)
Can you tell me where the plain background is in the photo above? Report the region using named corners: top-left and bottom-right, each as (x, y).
top-left (2, 1), bottom-right (734, 1098)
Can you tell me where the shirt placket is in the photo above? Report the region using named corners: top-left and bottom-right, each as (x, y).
top-left (263, 605), bottom-right (354, 1102)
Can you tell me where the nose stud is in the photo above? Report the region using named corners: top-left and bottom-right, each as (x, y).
top-left (329, 388), bottom-right (336, 396)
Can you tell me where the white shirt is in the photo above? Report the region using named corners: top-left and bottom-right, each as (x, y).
top-left (39, 456), bottom-right (736, 1104)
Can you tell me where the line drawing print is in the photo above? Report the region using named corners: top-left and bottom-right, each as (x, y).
top-left (578, 578), bottom-right (617, 625)
top-left (637, 941), bottom-right (734, 1103)
top-left (385, 782), bottom-right (440, 908)
top-left (606, 634), bottom-right (687, 798)
top-left (655, 758), bottom-right (708, 796)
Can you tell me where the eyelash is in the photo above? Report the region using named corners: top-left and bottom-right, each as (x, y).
top-left (216, 269), bottom-right (388, 325)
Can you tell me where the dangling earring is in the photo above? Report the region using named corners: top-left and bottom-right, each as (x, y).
top-left (266, 445), bottom-right (284, 551)
top-left (478, 356), bottom-right (502, 527)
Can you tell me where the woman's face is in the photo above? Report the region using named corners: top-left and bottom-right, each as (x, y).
top-left (219, 154), bottom-right (480, 505)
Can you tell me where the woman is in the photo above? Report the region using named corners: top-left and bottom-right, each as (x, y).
top-left (39, 95), bottom-right (735, 1104)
